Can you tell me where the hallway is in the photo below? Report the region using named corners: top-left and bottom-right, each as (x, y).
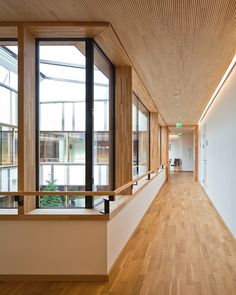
top-left (1, 173), bottom-right (236, 295)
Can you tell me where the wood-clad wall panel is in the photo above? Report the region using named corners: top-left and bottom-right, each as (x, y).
top-left (150, 112), bottom-right (160, 170)
top-left (95, 26), bottom-right (130, 66)
top-left (115, 66), bottom-right (132, 194)
top-left (0, 26), bottom-right (17, 38)
top-left (132, 70), bottom-right (157, 113)
top-left (25, 22), bottom-right (108, 38)
top-left (95, 26), bottom-right (158, 114)
top-left (18, 25), bottom-right (36, 213)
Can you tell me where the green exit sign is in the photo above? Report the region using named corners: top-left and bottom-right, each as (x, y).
top-left (176, 122), bottom-right (183, 128)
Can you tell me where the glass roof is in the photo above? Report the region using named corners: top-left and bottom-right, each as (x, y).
top-left (0, 46), bottom-right (18, 89)
top-left (40, 45), bottom-right (108, 86)
top-left (1, 44), bottom-right (109, 97)
top-left (40, 63), bottom-right (85, 82)
top-left (6, 46), bottom-right (18, 56)
top-left (40, 45), bottom-right (85, 66)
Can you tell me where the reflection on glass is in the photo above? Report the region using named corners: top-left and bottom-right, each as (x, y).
top-left (132, 94), bottom-right (150, 179)
top-left (138, 102), bottom-right (149, 175)
top-left (93, 44), bottom-right (114, 205)
top-left (0, 45), bottom-right (18, 208)
top-left (39, 43), bottom-right (86, 208)
top-left (132, 104), bottom-right (138, 178)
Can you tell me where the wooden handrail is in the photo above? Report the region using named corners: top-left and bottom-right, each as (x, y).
top-left (0, 167), bottom-right (162, 198)
top-left (0, 191), bottom-right (115, 196)
top-left (114, 167), bottom-right (160, 194)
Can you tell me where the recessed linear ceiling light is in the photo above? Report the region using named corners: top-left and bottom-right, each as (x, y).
top-left (198, 54), bottom-right (236, 124)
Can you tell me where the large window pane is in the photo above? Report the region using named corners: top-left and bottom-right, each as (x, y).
top-left (74, 102), bottom-right (85, 131)
top-left (132, 103), bottom-right (138, 178)
top-left (38, 42), bottom-right (86, 208)
top-left (40, 103), bottom-right (63, 131)
top-left (0, 44), bottom-right (18, 208)
top-left (40, 79), bottom-right (85, 102)
top-left (138, 102), bottom-right (149, 175)
top-left (0, 87), bottom-right (11, 125)
top-left (132, 93), bottom-right (150, 179)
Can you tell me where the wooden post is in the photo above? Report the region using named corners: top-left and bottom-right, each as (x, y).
top-left (150, 112), bottom-right (160, 170)
top-left (18, 25), bottom-right (36, 213)
top-left (115, 66), bottom-right (132, 194)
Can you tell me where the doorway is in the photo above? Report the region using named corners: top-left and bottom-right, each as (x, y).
top-left (168, 127), bottom-right (194, 173)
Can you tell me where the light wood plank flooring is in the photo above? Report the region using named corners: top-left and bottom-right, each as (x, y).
top-left (1, 172), bottom-right (236, 295)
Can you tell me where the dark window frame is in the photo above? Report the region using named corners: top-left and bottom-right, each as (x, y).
top-left (132, 93), bottom-right (150, 178)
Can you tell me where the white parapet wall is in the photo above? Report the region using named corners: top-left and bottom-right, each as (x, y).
top-left (0, 220), bottom-right (107, 276)
top-left (0, 168), bottom-right (166, 278)
top-left (107, 168), bottom-right (166, 272)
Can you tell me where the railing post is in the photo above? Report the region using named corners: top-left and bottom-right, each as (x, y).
top-left (109, 195), bottom-right (115, 201)
top-left (131, 182), bottom-right (138, 189)
top-left (15, 195), bottom-right (24, 215)
top-left (100, 198), bottom-right (110, 214)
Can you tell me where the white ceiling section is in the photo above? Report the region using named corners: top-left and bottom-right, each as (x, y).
top-left (1, 0), bottom-right (236, 124)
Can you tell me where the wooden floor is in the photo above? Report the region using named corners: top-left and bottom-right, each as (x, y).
top-left (1, 172), bottom-right (236, 295)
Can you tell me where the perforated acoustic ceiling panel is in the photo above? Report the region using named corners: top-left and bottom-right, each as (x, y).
top-left (1, 0), bottom-right (236, 124)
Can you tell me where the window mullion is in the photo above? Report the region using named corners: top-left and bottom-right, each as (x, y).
top-left (85, 39), bottom-right (94, 208)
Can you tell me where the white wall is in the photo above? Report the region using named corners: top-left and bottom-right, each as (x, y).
top-left (182, 134), bottom-right (194, 171)
top-left (199, 65), bottom-right (236, 238)
top-left (169, 134), bottom-right (194, 171)
top-left (169, 138), bottom-right (182, 160)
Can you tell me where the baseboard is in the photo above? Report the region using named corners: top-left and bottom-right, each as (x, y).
top-left (0, 274), bottom-right (108, 282)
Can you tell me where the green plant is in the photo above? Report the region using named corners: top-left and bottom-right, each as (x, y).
top-left (40, 175), bottom-right (64, 208)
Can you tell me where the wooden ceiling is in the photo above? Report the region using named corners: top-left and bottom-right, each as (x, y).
top-left (1, 0), bottom-right (236, 124)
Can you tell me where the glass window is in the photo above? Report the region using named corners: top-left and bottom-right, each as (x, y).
top-left (38, 42), bottom-right (86, 208)
top-left (0, 44), bottom-right (18, 208)
top-left (132, 104), bottom-right (138, 178)
top-left (74, 102), bottom-right (85, 131)
top-left (132, 93), bottom-right (149, 179)
top-left (37, 40), bottom-right (114, 209)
